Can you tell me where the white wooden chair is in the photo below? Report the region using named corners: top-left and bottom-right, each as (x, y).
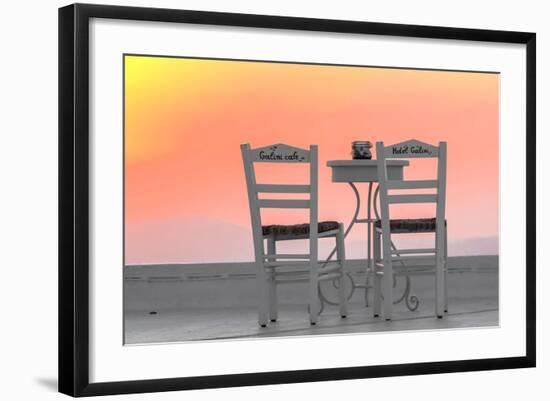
top-left (374, 139), bottom-right (448, 320)
top-left (241, 143), bottom-right (348, 326)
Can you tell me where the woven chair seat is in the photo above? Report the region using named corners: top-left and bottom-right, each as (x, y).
top-left (262, 221), bottom-right (340, 238)
top-left (374, 218), bottom-right (445, 233)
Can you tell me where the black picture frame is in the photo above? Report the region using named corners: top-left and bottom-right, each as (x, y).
top-left (59, 3), bottom-right (536, 397)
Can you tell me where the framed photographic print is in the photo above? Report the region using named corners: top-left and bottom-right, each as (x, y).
top-left (58, 3), bottom-right (536, 397)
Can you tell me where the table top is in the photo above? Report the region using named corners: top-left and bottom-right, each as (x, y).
top-left (327, 159), bottom-right (409, 182)
top-left (327, 159), bottom-right (409, 167)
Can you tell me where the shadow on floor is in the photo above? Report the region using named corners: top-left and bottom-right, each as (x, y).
top-left (35, 377), bottom-right (57, 392)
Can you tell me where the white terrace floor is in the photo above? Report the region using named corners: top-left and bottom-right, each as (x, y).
top-left (124, 256), bottom-right (498, 344)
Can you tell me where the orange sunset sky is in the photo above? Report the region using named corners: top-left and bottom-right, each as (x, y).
top-left (124, 55), bottom-right (499, 265)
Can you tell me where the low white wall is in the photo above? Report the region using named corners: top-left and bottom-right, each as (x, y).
top-left (124, 256), bottom-right (498, 311)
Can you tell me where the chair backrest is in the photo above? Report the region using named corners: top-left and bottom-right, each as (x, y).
top-left (240, 143), bottom-right (319, 262)
top-left (376, 139), bottom-right (447, 236)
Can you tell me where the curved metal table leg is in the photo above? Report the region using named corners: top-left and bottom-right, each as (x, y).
top-left (318, 182), bottom-right (420, 312)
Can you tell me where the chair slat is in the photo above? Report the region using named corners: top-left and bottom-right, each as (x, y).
top-left (263, 254), bottom-right (310, 260)
top-left (387, 194), bottom-right (438, 204)
top-left (275, 278), bottom-right (309, 284)
top-left (391, 248), bottom-right (436, 255)
top-left (386, 180), bottom-right (438, 189)
top-left (373, 266), bottom-right (447, 276)
top-left (264, 261), bottom-right (310, 268)
top-left (273, 270), bottom-right (308, 276)
top-left (255, 184), bottom-right (310, 193)
top-left (391, 255), bottom-right (436, 263)
top-left (258, 199), bottom-right (310, 209)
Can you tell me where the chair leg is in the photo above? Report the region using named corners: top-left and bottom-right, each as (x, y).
top-left (373, 229), bottom-right (382, 318)
top-left (381, 233), bottom-right (393, 321)
top-left (336, 224), bottom-right (348, 318)
top-left (267, 238), bottom-right (278, 322)
top-left (309, 253), bottom-right (320, 325)
top-left (435, 229), bottom-right (445, 318)
top-left (309, 274), bottom-right (320, 325)
top-left (382, 262), bottom-right (393, 320)
top-left (364, 273), bottom-right (370, 308)
top-left (444, 226), bottom-right (449, 313)
top-left (256, 260), bottom-right (269, 327)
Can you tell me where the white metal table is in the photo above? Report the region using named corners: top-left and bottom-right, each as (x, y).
top-left (323, 159), bottom-right (419, 311)
top-left (327, 159), bottom-right (408, 183)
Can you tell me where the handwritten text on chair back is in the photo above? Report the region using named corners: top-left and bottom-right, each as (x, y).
top-left (251, 143), bottom-right (310, 163)
top-left (383, 139), bottom-right (440, 158)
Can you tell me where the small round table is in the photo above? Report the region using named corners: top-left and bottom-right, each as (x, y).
top-left (320, 159), bottom-right (419, 311)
